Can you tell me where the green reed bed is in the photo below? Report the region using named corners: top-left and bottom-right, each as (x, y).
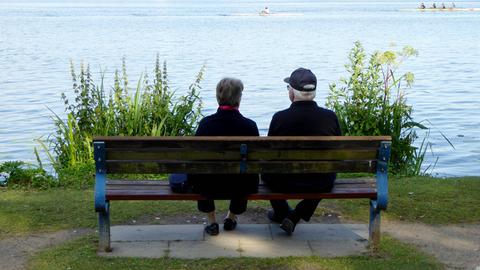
top-left (34, 57), bottom-right (205, 187)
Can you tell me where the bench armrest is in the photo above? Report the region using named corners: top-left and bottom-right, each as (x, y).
top-left (94, 141), bottom-right (108, 212)
top-left (375, 141), bottom-right (391, 211)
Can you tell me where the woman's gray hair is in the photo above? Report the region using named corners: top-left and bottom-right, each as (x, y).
top-left (216, 78), bottom-right (243, 106)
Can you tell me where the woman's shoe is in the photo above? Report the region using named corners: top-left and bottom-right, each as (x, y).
top-left (223, 218), bottom-right (237, 231)
top-left (205, 223), bottom-right (219, 235)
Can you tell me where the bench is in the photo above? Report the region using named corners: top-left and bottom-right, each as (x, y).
top-left (93, 136), bottom-right (391, 252)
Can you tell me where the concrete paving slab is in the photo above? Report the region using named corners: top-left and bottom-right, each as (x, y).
top-left (169, 240), bottom-right (241, 259)
top-left (100, 224), bottom-right (370, 259)
top-left (111, 225), bottom-right (204, 242)
top-left (209, 224), bottom-right (272, 244)
top-left (240, 239), bottom-right (313, 257)
top-left (309, 239), bottom-right (368, 257)
top-left (349, 224), bottom-right (369, 240)
top-left (271, 224), bottom-right (367, 242)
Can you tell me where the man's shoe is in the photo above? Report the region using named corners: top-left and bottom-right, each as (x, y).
top-left (267, 209), bottom-right (287, 223)
top-left (205, 223), bottom-right (219, 236)
top-left (280, 218), bottom-right (296, 235)
top-left (223, 218), bottom-right (237, 231)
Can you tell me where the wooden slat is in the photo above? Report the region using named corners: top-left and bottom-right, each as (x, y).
top-left (106, 149), bottom-right (377, 161)
top-left (95, 136), bottom-right (392, 142)
top-left (107, 182), bottom-right (376, 190)
top-left (106, 160), bottom-right (377, 174)
top-left (96, 136), bottom-right (390, 150)
top-left (106, 178), bottom-right (376, 186)
top-left (105, 185), bottom-right (377, 200)
top-left (108, 185), bottom-right (375, 192)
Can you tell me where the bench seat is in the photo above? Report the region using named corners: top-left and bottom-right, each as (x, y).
top-left (106, 178), bottom-right (377, 201)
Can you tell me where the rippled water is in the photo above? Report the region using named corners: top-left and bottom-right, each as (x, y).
top-left (1, 0), bottom-right (479, 176)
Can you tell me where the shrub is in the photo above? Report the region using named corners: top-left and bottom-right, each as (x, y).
top-left (0, 161), bottom-right (58, 189)
top-left (37, 56), bottom-right (205, 186)
top-left (327, 41), bottom-right (427, 175)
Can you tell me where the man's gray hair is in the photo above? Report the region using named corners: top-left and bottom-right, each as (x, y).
top-left (216, 78), bottom-right (243, 106)
top-left (291, 87), bottom-right (316, 101)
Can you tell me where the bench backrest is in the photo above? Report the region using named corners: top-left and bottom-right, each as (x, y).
top-left (93, 136), bottom-right (392, 175)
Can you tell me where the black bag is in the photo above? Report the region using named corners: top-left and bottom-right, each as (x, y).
top-left (168, 174), bottom-right (192, 193)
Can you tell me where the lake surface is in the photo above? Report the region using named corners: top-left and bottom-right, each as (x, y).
top-left (1, 0), bottom-right (479, 176)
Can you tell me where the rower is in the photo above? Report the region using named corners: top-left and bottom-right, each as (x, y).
top-left (432, 3), bottom-right (437, 8)
top-left (260, 6), bottom-right (270, 15)
top-left (420, 2), bottom-right (426, 9)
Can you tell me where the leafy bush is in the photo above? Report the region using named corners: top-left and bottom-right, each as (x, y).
top-left (37, 56), bottom-right (205, 185)
top-left (327, 42), bottom-right (427, 175)
top-left (0, 161), bottom-right (58, 189)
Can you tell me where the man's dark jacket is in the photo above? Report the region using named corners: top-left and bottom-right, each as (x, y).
top-left (188, 109), bottom-right (260, 198)
top-left (262, 100), bottom-right (342, 192)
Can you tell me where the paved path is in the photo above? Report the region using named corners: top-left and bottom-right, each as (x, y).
top-left (384, 222), bottom-right (480, 270)
top-left (0, 228), bottom-right (92, 270)
top-left (100, 224), bottom-right (370, 258)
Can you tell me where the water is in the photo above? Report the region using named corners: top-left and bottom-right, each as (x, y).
top-left (1, 0), bottom-right (479, 176)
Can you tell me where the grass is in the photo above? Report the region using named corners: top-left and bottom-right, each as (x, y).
top-left (0, 188), bottom-right (197, 238)
top-left (328, 176), bottom-right (480, 224)
top-left (1, 176), bottom-right (479, 239)
top-left (28, 235), bottom-right (441, 270)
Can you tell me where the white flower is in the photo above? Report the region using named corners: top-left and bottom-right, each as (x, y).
top-left (0, 172), bottom-right (10, 185)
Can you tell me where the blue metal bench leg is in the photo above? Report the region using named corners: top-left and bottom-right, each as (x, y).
top-left (369, 200), bottom-right (381, 251)
top-left (98, 202), bottom-right (111, 252)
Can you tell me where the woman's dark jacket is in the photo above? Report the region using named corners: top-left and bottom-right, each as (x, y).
top-left (188, 108), bottom-right (260, 198)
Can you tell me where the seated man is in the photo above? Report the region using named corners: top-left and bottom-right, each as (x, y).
top-left (263, 68), bottom-right (342, 235)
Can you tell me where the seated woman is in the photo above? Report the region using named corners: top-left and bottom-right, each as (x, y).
top-left (189, 78), bottom-right (259, 236)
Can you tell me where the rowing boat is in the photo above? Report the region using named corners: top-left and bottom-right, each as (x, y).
top-left (400, 8), bottom-right (480, 12)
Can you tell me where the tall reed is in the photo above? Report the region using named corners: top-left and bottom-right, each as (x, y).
top-left (40, 56), bottom-right (204, 173)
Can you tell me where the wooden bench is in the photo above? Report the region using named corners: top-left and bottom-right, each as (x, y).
top-left (93, 136), bottom-right (391, 252)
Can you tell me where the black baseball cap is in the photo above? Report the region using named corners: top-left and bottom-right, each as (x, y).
top-left (283, 68), bottom-right (317, 92)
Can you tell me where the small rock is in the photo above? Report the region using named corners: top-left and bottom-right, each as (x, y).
top-left (327, 214), bottom-right (332, 217)
top-left (186, 220), bottom-right (191, 223)
top-left (408, 192), bottom-right (414, 195)
top-left (155, 217), bottom-right (160, 220)
top-left (132, 220), bottom-right (136, 224)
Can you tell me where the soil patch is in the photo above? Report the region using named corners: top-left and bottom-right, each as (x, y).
top-left (0, 228), bottom-right (92, 270)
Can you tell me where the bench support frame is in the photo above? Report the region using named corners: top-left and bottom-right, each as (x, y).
top-left (98, 203), bottom-right (111, 252)
top-left (94, 141), bottom-right (111, 252)
top-left (369, 141), bottom-right (391, 251)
